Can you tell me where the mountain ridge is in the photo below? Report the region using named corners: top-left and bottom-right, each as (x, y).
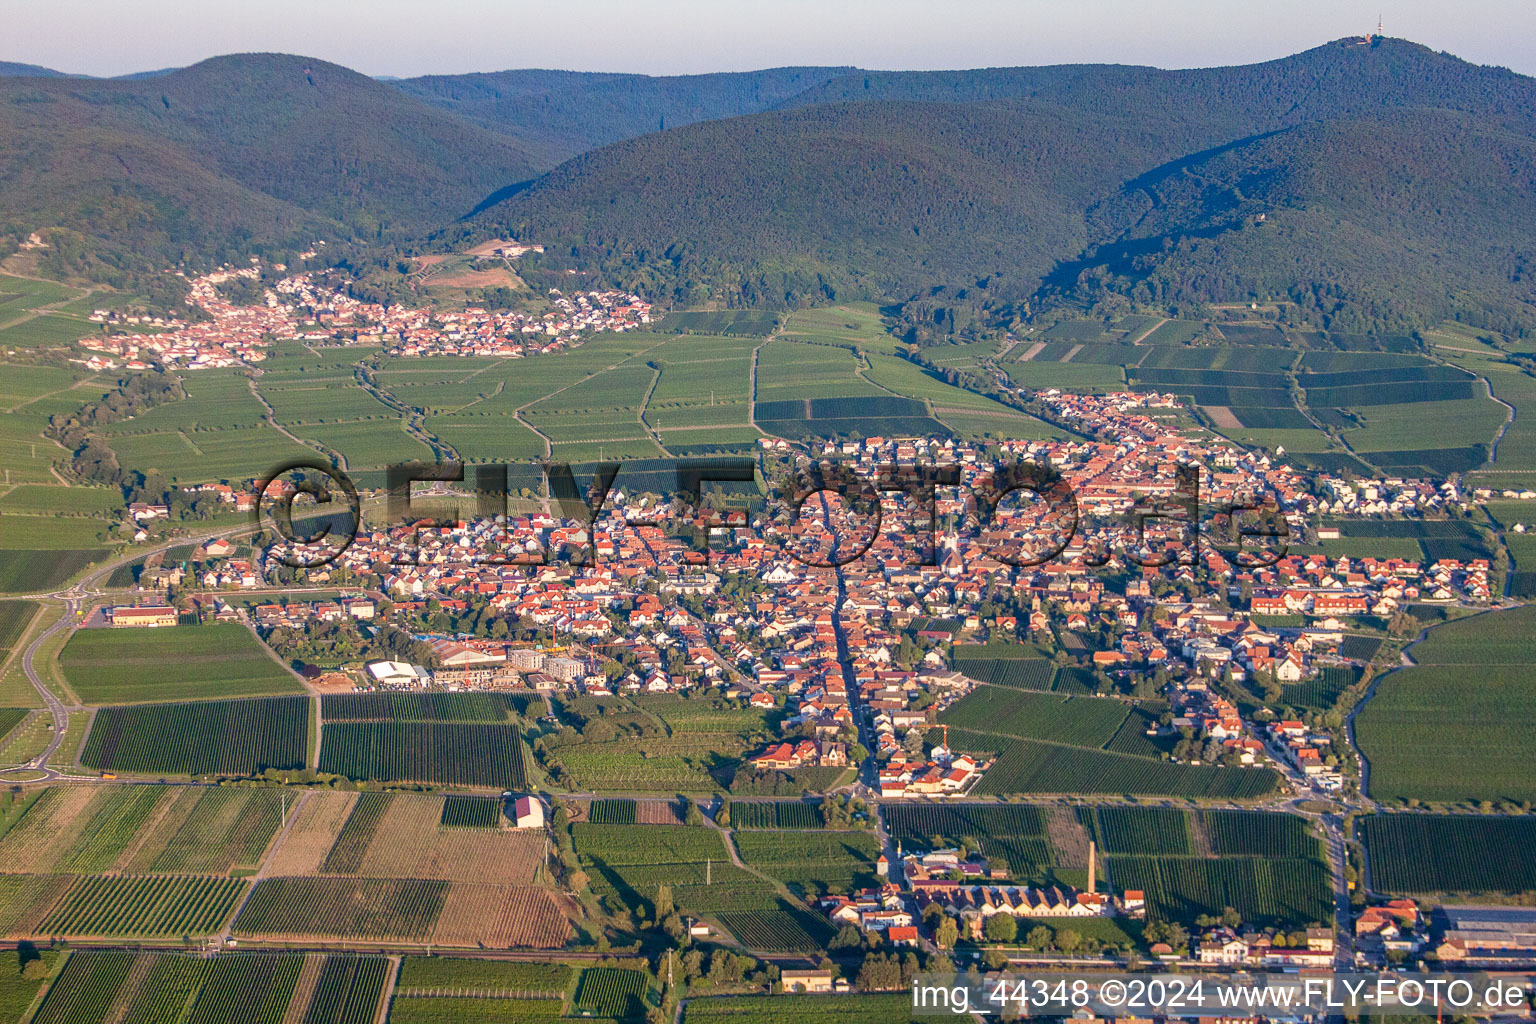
top-left (460, 38), bottom-right (1536, 332)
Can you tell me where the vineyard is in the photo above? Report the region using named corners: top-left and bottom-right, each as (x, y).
top-left (554, 736), bottom-right (731, 792)
top-left (587, 798), bottom-right (638, 824)
top-left (184, 954), bottom-right (304, 1024)
top-left (80, 696), bottom-right (309, 776)
top-left (729, 801), bottom-right (821, 829)
top-left (0, 785), bottom-right (166, 874)
top-left (883, 802), bottom-right (1046, 841)
top-left (633, 693), bottom-right (774, 735)
top-left (0, 599), bottom-right (37, 653)
top-left (29, 950), bottom-right (135, 1024)
top-left (1200, 810), bottom-right (1322, 860)
top-left (321, 692), bottom-right (522, 723)
top-left (1109, 856), bottom-right (1331, 928)
top-left (1357, 606), bottom-right (1536, 803)
top-left (440, 795), bottom-right (502, 829)
top-left (574, 824), bottom-right (727, 865)
top-left (0, 707), bottom-right (26, 747)
top-left (1083, 807), bottom-right (1193, 855)
top-left (1361, 814), bottom-right (1536, 894)
top-left (592, 859), bottom-right (780, 916)
top-left (717, 904), bottom-right (835, 954)
top-left (318, 722), bottom-right (527, 788)
top-left (323, 793), bottom-right (389, 873)
top-left (1340, 635), bottom-right (1384, 661)
top-left (386, 995), bottom-right (567, 1023)
top-left (26, 951), bottom-right (393, 1024)
top-left (302, 955), bottom-right (391, 1024)
top-left (940, 687), bottom-right (1132, 747)
top-left (141, 787), bottom-right (285, 873)
top-left (574, 823), bottom-right (780, 916)
top-left (733, 830), bottom-right (879, 895)
top-left (233, 878), bottom-right (570, 948)
top-left (974, 738), bottom-right (1279, 798)
top-left (283, 793), bottom-right (544, 884)
top-left (1282, 665), bottom-right (1359, 710)
top-left (41, 874), bottom-right (247, 937)
top-left (574, 967), bottom-right (650, 1018)
top-left (950, 653), bottom-right (1056, 690)
top-left (235, 877), bottom-right (449, 941)
top-left (0, 874), bottom-right (72, 937)
top-left (396, 957), bottom-right (573, 996)
top-left (684, 994), bottom-right (925, 1023)
top-left (425, 884), bottom-right (572, 948)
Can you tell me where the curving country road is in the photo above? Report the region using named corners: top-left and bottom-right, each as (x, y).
top-left (0, 517), bottom-right (293, 782)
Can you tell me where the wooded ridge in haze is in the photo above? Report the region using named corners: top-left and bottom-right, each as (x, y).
top-left (3, 37), bottom-right (1533, 334)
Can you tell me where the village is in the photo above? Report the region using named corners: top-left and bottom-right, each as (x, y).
top-left (73, 260), bottom-right (651, 370)
top-left (84, 377), bottom-right (1536, 979)
top-left (101, 388), bottom-right (1506, 816)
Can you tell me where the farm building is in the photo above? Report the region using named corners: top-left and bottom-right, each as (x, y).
top-left (364, 660), bottom-right (429, 686)
top-left (781, 969), bottom-right (834, 993)
top-left (108, 605), bottom-right (177, 628)
top-left (512, 795), bottom-right (544, 829)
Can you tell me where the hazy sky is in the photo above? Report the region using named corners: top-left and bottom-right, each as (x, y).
top-left (9, 0), bottom-right (1535, 78)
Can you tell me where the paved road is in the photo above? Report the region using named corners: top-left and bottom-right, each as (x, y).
top-left (1, 519), bottom-right (288, 780)
top-left (15, 593), bottom-right (83, 771)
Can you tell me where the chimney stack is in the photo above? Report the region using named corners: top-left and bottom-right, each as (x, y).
top-left (1087, 840), bottom-right (1096, 893)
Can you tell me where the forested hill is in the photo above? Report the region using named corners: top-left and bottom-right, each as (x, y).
top-left (465, 38), bottom-right (1536, 332)
top-left (1060, 110), bottom-right (1536, 335)
top-left (0, 61), bottom-right (66, 77)
top-left (4, 38), bottom-right (1535, 333)
top-left (0, 53), bottom-right (538, 281)
top-left (393, 66), bottom-right (857, 171)
top-left (776, 39), bottom-right (1536, 133)
top-left (453, 98), bottom-right (1203, 306)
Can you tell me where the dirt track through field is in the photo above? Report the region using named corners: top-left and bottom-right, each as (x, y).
top-left (264, 791), bottom-right (354, 876)
top-left (282, 954), bottom-right (327, 1024)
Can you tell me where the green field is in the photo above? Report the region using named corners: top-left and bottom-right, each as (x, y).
top-left (733, 830), bottom-right (880, 895)
top-left (0, 485), bottom-right (123, 516)
top-left (1356, 605), bottom-right (1536, 804)
top-left (0, 599), bottom-right (38, 657)
top-left (574, 967), bottom-right (650, 1019)
top-left (1104, 807), bottom-right (1331, 929)
top-left (80, 695), bottom-right (311, 776)
top-left (882, 803), bottom-right (1058, 880)
top-left (940, 686), bottom-right (1133, 747)
top-left (1361, 814), bottom-right (1536, 895)
top-left (28, 950), bottom-right (326, 1024)
top-left (0, 513), bottom-right (112, 549)
top-left (572, 823), bottom-right (781, 917)
top-left (318, 722), bottom-right (528, 789)
top-left (396, 956), bottom-right (573, 995)
top-left (685, 994), bottom-right (925, 1023)
top-left (939, 684), bottom-right (1277, 798)
top-left (59, 623), bottom-right (304, 703)
top-left (41, 875), bottom-right (248, 937)
top-left (233, 877), bottom-right (449, 942)
top-left (0, 948), bottom-right (57, 1022)
top-left (0, 548), bottom-right (104, 592)
top-left (972, 737), bottom-right (1279, 799)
